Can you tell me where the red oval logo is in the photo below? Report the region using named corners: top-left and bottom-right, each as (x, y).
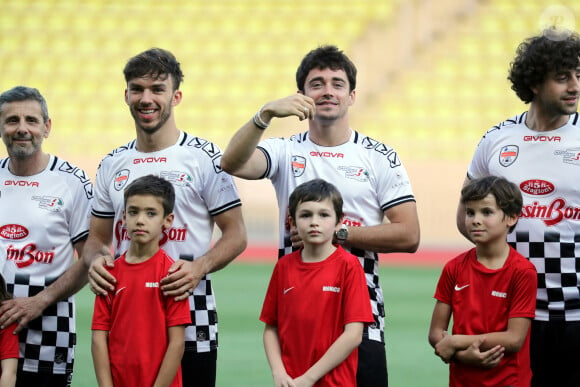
top-left (0, 224), bottom-right (29, 240)
top-left (520, 180), bottom-right (554, 196)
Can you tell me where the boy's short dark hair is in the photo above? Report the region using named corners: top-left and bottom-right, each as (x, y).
top-left (508, 29), bottom-right (580, 103)
top-left (123, 175), bottom-right (175, 216)
top-left (0, 86), bottom-right (49, 123)
top-left (461, 176), bottom-right (522, 232)
top-left (123, 48), bottom-right (184, 91)
top-left (296, 45), bottom-right (357, 93)
top-left (288, 179), bottom-right (343, 224)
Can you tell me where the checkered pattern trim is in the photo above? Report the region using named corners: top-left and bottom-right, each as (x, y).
top-left (510, 231), bottom-right (580, 321)
top-left (184, 276), bottom-right (218, 352)
top-left (7, 274), bottom-right (74, 374)
top-left (352, 248), bottom-right (385, 343)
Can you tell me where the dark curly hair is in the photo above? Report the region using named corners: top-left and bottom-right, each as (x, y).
top-left (296, 45), bottom-right (357, 93)
top-left (508, 30), bottom-right (580, 103)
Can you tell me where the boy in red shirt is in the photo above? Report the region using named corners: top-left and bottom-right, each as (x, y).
top-left (92, 175), bottom-right (191, 387)
top-left (0, 273), bottom-right (17, 387)
top-left (260, 179), bottom-right (374, 387)
top-left (429, 176), bottom-right (537, 386)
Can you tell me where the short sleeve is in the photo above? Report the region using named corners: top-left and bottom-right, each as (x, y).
top-left (260, 263), bottom-right (280, 326)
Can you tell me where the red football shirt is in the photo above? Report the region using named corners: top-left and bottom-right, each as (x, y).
top-left (92, 249), bottom-right (191, 387)
top-left (434, 247), bottom-right (537, 387)
top-left (0, 322), bottom-right (19, 360)
top-left (261, 247), bottom-right (374, 387)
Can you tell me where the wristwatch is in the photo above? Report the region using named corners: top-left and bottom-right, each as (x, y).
top-left (335, 224), bottom-right (348, 245)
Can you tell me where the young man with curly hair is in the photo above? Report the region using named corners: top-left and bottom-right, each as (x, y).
top-left (457, 30), bottom-right (580, 386)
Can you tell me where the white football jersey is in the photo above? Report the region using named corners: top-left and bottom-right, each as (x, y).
top-left (259, 130), bottom-right (416, 342)
top-left (0, 155), bottom-right (92, 374)
top-left (92, 131), bottom-right (241, 352)
top-left (468, 112), bottom-right (580, 321)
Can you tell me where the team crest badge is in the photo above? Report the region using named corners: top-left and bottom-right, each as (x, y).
top-left (499, 145), bottom-right (519, 167)
top-left (291, 156), bottom-right (306, 177)
top-left (114, 169), bottom-right (130, 191)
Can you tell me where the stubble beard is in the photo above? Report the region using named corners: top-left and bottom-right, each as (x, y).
top-left (6, 139), bottom-right (39, 159)
top-left (132, 106), bottom-right (172, 135)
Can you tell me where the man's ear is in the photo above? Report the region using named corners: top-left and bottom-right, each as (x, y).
top-left (43, 118), bottom-right (52, 138)
top-left (171, 90), bottom-right (183, 107)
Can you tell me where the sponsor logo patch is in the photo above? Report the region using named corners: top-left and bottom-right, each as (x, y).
top-left (32, 196), bottom-right (64, 212)
top-left (160, 171), bottom-right (193, 186)
top-left (520, 180), bottom-right (554, 196)
top-left (554, 148), bottom-right (580, 166)
top-left (322, 286), bottom-right (340, 293)
top-left (0, 224), bottom-right (29, 240)
top-left (338, 166), bottom-right (369, 182)
top-left (521, 198), bottom-right (580, 226)
top-left (6, 243), bottom-right (55, 267)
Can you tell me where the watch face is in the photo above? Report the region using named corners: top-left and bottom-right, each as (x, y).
top-left (336, 228), bottom-right (348, 240)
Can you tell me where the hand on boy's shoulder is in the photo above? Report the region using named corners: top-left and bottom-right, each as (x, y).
top-left (0, 296), bottom-right (45, 333)
top-left (161, 259), bottom-right (203, 301)
top-left (88, 255), bottom-right (117, 296)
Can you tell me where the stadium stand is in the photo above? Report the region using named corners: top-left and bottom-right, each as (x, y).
top-left (0, 0), bottom-right (396, 163)
top-left (0, 0), bottom-right (577, 247)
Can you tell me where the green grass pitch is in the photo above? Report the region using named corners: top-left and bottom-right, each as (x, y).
top-left (71, 263), bottom-right (448, 386)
